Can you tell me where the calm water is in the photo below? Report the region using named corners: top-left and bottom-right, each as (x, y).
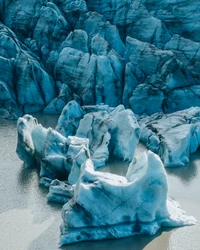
top-left (0, 115), bottom-right (200, 250)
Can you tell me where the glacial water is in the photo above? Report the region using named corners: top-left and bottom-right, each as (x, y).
top-left (0, 115), bottom-right (200, 250)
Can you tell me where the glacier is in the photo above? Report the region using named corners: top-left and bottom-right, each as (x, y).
top-left (1, 0), bottom-right (200, 118)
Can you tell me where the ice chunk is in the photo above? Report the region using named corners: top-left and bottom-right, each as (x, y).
top-left (140, 107), bottom-right (200, 167)
top-left (76, 105), bottom-right (140, 167)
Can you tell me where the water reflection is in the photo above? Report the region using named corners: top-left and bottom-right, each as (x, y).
top-left (31, 113), bottom-right (59, 129)
top-left (100, 143), bottom-right (147, 177)
top-left (18, 164), bottom-right (40, 188)
top-left (17, 163), bottom-right (63, 212)
top-left (100, 158), bottom-right (129, 176)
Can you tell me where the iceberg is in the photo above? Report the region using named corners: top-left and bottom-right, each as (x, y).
top-left (60, 151), bottom-right (196, 245)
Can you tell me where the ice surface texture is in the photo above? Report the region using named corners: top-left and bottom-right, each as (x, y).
top-left (1, 0), bottom-right (200, 118)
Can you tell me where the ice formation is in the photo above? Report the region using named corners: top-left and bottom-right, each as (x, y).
top-left (60, 151), bottom-right (196, 245)
top-left (139, 107), bottom-right (200, 167)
